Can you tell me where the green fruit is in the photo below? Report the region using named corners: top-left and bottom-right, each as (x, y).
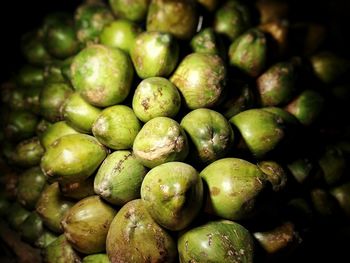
top-left (141, 162), bottom-right (203, 231)
top-left (287, 157), bottom-right (323, 185)
top-left (230, 109), bottom-right (287, 158)
top-left (310, 51), bottom-right (350, 84)
top-left (94, 150), bottom-right (147, 206)
top-left (24, 85), bottom-right (41, 114)
top-left (35, 230), bottom-right (57, 249)
top-left (214, 0), bottom-right (251, 40)
top-left (130, 31), bottom-right (179, 79)
top-left (36, 119), bottom-right (52, 137)
top-left (19, 211), bottom-right (44, 244)
top-left (75, 1), bottom-right (114, 44)
top-left (36, 182), bottom-right (74, 233)
top-left (197, 0), bottom-right (219, 11)
top-left (43, 234), bottom-right (81, 263)
top-left (12, 137), bottom-right (44, 168)
top-left (200, 158), bottom-right (267, 220)
top-left (63, 93), bottom-right (101, 133)
top-left (4, 110), bottom-right (38, 141)
top-left (331, 183), bottom-right (350, 218)
top-left (92, 105), bottom-right (141, 150)
top-left (254, 222), bottom-right (300, 256)
top-left (6, 87), bottom-right (27, 111)
top-left (0, 195), bottom-right (10, 217)
top-left (100, 19), bottom-right (142, 54)
top-left (41, 134), bottom-right (108, 183)
top-left (17, 166), bottom-right (47, 209)
top-left (17, 65), bottom-right (44, 88)
top-left (83, 254), bottom-right (110, 263)
top-left (132, 77), bottom-right (181, 122)
top-left (178, 220), bottom-right (255, 263)
top-left (60, 177), bottom-right (95, 200)
top-left (285, 89), bottom-right (324, 126)
top-left (310, 188), bottom-right (341, 218)
top-left (7, 202), bottom-right (31, 230)
top-left (228, 29), bottom-right (267, 77)
top-left (170, 53), bottom-right (226, 109)
top-left (71, 44), bottom-right (134, 107)
top-left (43, 61), bottom-right (65, 84)
top-left (39, 81), bottom-right (73, 122)
top-left (109, 0), bottom-right (150, 22)
top-left (318, 145), bottom-right (346, 186)
top-left (62, 196), bottom-right (116, 254)
top-left (147, 0), bottom-right (198, 40)
top-left (190, 27), bottom-right (223, 55)
top-left (257, 160), bottom-right (288, 192)
top-left (106, 199), bottom-right (177, 263)
top-left (257, 61), bottom-right (298, 106)
top-left (181, 108), bottom-right (234, 165)
top-left (133, 117), bottom-right (189, 168)
top-left (262, 106), bottom-right (299, 126)
top-left (44, 19), bottom-right (80, 59)
top-left (21, 30), bottom-right (52, 66)
top-left (40, 121), bottom-right (79, 150)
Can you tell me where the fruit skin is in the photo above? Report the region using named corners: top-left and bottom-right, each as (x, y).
top-left (92, 105), bottom-right (141, 150)
top-left (257, 160), bottom-right (287, 192)
top-left (83, 254), bottom-right (110, 263)
top-left (200, 158), bottom-right (267, 220)
top-left (198, 0), bottom-right (219, 12)
top-left (331, 182), bottom-right (350, 218)
top-left (43, 234), bottom-right (81, 263)
top-left (178, 220), bottom-right (255, 263)
top-left (181, 108), bottom-right (234, 165)
top-left (228, 29), bottom-right (267, 77)
top-left (41, 134), bottom-right (108, 183)
top-left (310, 51), bottom-right (350, 84)
top-left (36, 182), bottom-right (74, 233)
top-left (130, 31), bottom-right (179, 79)
top-left (19, 211), bottom-right (44, 244)
top-left (94, 150), bottom-right (147, 206)
top-left (12, 137), bottom-right (44, 168)
top-left (40, 121), bottom-right (79, 150)
top-left (44, 19), bottom-right (80, 59)
top-left (147, 0), bottom-right (198, 40)
top-left (190, 28), bottom-right (223, 56)
top-left (106, 199), bottom-right (177, 263)
top-left (60, 177), bottom-right (95, 201)
top-left (132, 77), bottom-right (181, 122)
top-left (62, 196), bottom-right (116, 254)
top-left (213, 0), bottom-right (251, 41)
top-left (109, 0), bottom-right (150, 22)
top-left (16, 65), bottom-right (44, 89)
top-left (6, 202), bottom-right (31, 230)
top-left (133, 117), bottom-right (189, 168)
top-left (141, 162), bottom-right (203, 231)
top-left (17, 166), bottom-right (47, 209)
top-left (100, 19), bottom-right (142, 54)
top-left (39, 81), bottom-right (73, 122)
top-left (35, 230), bottom-right (57, 249)
top-left (75, 1), bottom-right (114, 44)
top-left (170, 53), bottom-right (226, 109)
top-left (4, 110), bottom-right (38, 142)
top-left (21, 30), bottom-right (52, 66)
top-left (257, 61), bottom-right (298, 106)
top-left (230, 109), bottom-right (287, 158)
top-left (71, 44), bottom-right (134, 107)
top-left (62, 93), bottom-right (101, 133)
top-left (285, 89), bottom-right (324, 126)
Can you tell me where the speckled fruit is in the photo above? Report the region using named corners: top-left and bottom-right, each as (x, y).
top-left (170, 53), bottom-right (226, 109)
top-left (109, 0), bottom-right (150, 22)
top-left (106, 199), bottom-right (177, 263)
top-left (133, 117), bottom-right (189, 168)
top-left (92, 105), bottom-right (141, 150)
top-left (178, 220), bottom-right (255, 263)
top-left (200, 158), bottom-right (267, 220)
top-left (71, 44), bottom-right (134, 107)
top-left (141, 162), bottom-right (203, 231)
top-left (41, 134), bottom-right (107, 183)
top-left (132, 77), bottom-right (181, 122)
top-left (62, 196), bottom-right (116, 254)
top-left (94, 150), bottom-right (147, 206)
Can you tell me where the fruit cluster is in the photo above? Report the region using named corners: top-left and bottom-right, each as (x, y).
top-left (1, 0), bottom-right (349, 262)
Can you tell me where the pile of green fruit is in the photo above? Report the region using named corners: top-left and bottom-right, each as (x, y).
top-left (1, 0), bottom-right (350, 262)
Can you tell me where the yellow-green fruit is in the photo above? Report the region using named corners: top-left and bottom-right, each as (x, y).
top-left (43, 234), bottom-right (81, 263)
top-left (62, 196), bottom-right (117, 254)
top-left (41, 134), bottom-right (108, 183)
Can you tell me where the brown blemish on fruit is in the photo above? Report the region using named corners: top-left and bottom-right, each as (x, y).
top-left (211, 186), bottom-right (220, 196)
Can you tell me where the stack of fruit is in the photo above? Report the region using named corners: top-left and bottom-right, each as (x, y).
top-left (1, 0), bottom-right (349, 262)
